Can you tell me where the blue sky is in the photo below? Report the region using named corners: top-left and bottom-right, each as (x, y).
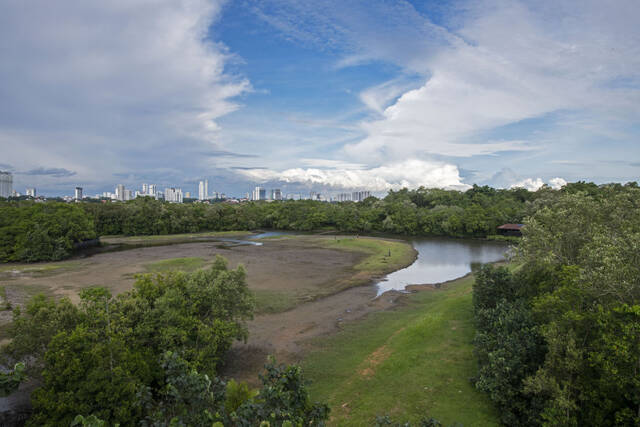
top-left (1, 0), bottom-right (639, 197)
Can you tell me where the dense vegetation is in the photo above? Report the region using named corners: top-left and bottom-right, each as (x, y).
top-left (473, 183), bottom-right (640, 426)
top-left (1, 184), bottom-right (542, 262)
top-left (82, 185), bottom-right (535, 237)
top-left (1, 256), bottom-right (329, 426)
top-left (0, 202), bottom-right (95, 262)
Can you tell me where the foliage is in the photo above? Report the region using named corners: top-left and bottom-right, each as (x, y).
top-left (472, 183), bottom-right (640, 426)
top-left (0, 201), bottom-right (95, 262)
top-left (0, 362), bottom-right (25, 397)
top-left (1, 257), bottom-right (254, 425)
top-left (80, 185), bottom-right (535, 238)
top-left (233, 357), bottom-right (330, 426)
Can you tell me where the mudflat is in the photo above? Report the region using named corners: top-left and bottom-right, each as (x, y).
top-left (0, 234), bottom-right (417, 384)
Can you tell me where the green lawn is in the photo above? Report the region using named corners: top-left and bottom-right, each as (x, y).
top-left (301, 274), bottom-right (499, 426)
top-left (143, 257), bottom-right (207, 273)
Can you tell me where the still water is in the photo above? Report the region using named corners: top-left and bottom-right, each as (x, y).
top-left (376, 238), bottom-right (509, 296)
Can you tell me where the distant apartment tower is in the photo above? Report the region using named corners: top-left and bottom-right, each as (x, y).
top-left (26, 188), bottom-right (36, 197)
top-left (148, 184), bottom-right (157, 195)
top-left (252, 186), bottom-right (266, 201)
top-left (74, 187), bottom-right (83, 200)
top-left (198, 180), bottom-right (208, 200)
top-left (271, 189), bottom-right (282, 200)
top-left (0, 171), bottom-right (13, 198)
top-left (352, 191), bottom-right (371, 202)
top-left (115, 184), bottom-right (125, 201)
top-left (336, 193), bottom-right (351, 202)
top-left (164, 187), bottom-right (183, 203)
top-left (142, 183), bottom-right (149, 195)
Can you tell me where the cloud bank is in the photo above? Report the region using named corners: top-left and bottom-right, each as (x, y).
top-left (237, 159), bottom-right (470, 191)
top-left (0, 0), bottom-right (247, 193)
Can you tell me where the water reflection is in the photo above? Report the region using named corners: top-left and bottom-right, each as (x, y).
top-left (377, 238), bottom-right (508, 295)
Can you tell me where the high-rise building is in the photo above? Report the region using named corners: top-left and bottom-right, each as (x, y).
top-left (252, 186), bottom-right (266, 201)
top-left (75, 187), bottom-right (83, 200)
top-left (352, 191), bottom-right (371, 202)
top-left (26, 188), bottom-right (36, 197)
top-left (115, 184), bottom-right (125, 201)
top-left (124, 189), bottom-right (133, 201)
top-left (164, 187), bottom-right (183, 203)
top-left (142, 183), bottom-right (149, 195)
top-left (198, 180), bottom-right (208, 200)
top-left (148, 184), bottom-right (157, 195)
top-left (0, 171), bottom-right (13, 199)
top-left (270, 189), bottom-right (282, 201)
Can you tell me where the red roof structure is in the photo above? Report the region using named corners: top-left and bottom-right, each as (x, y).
top-left (497, 223), bottom-right (524, 236)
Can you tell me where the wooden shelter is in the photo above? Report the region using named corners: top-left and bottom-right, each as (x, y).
top-left (497, 223), bottom-right (524, 236)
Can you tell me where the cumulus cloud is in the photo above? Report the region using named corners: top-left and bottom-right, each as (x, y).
top-left (548, 177), bottom-right (568, 190)
top-left (509, 178), bottom-right (545, 191)
top-left (237, 159), bottom-right (470, 191)
top-left (509, 177), bottom-right (567, 191)
top-left (488, 168), bottom-right (566, 190)
top-left (0, 0), bottom-right (248, 193)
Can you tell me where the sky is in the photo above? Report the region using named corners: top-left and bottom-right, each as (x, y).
top-left (1, 0), bottom-right (639, 197)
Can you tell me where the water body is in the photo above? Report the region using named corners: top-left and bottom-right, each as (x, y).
top-left (377, 238), bottom-right (509, 296)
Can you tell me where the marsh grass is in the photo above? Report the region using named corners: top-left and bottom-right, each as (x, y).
top-left (143, 257), bottom-right (207, 273)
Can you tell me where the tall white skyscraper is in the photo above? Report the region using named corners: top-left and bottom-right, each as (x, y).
top-left (0, 171), bottom-right (13, 198)
top-left (142, 183), bottom-right (149, 195)
top-left (75, 187), bottom-right (83, 200)
top-left (26, 188), bottom-right (36, 197)
top-left (148, 184), bottom-right (157, 197)
top-left (198, 180), bottom-right (208, 200)
top-left (115, 184), bottom-right (125, 201)
top-left (164, 187), bottom-right (183, 203)
top-left (252, 186), bottom-right (266, 201)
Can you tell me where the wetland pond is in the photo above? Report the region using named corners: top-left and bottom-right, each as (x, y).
top-left (376, 237), bottom-right (509, 296)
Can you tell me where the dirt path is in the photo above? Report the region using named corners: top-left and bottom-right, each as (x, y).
top-left (221, 284), bottom-right (407, 385)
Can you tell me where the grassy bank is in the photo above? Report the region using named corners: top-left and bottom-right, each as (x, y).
top-left (301, 273), bottom-right (499, 426)
top-left (100, 230), bottom-right (250, 245)
top-left (320, 236), bottom-right (417, 289)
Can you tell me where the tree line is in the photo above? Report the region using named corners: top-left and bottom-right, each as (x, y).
top-left (472, 183), bottom-right (640, 426)
top-left (1, 256), bottom-right (329, 426)
top-left (1, 181), bottom-right (636, 263)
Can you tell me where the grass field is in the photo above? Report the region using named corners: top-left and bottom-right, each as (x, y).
top-left (143, 257), bottom-right (207, 273)
top-left (301, 273), bottom-right (499, 426)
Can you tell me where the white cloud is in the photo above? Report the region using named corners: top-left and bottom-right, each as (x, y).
top-left (237, 159), bottom-right (470, 191)
top-left (346, 0), bottom-right (640, 161)
top-left (509, 177), bottom-right (567, 191)
top-left (0, 0), bottom-right (248, 193)
top-left (252, 0), bottom-right (640, 169)
top-left (549, 177), bottom-right (568, 190)
top-left (509, 178), bottom-right (545, 191)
